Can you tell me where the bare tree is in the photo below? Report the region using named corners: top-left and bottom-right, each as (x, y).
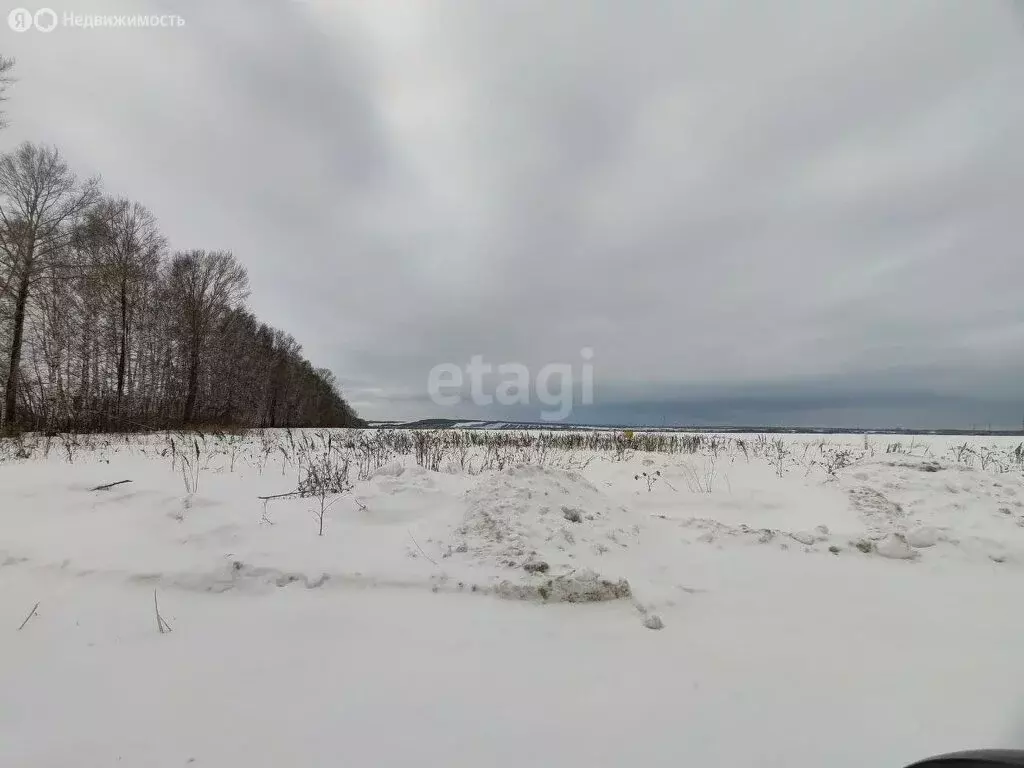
top-left (78, 198), bottom-right (165, 418)
top-left (0, 143), bottom-right (99, 428)
top-left (0, 144), bottom-right (360, 431)
top-left (0, 56), bottom-right (15, 129)
top-left (166, 250), bottom-right (249, 424)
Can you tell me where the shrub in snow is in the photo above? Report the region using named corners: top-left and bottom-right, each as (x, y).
top-left (413, 431), bottom-right (447, 471)
top-left (634, 470), bottom-right (661, 492)
top-left (562, 506), bottom-right (583, 523)
top-left (173, 436), bottom-right (205, 494)
top-left (680, 459), bottom-right (717, 494)
top-left (767, 437), bottom-right (789, 478)
top-left (295, 433), bottom-right (353, 536)
top-left (819, 447), bottom-right (855, 476)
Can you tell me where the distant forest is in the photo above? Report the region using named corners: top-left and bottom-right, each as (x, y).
top-left (0, 57), bottom-right (363, 433)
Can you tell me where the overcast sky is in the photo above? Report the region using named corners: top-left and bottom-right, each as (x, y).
top-left (4, 0), bottom-right (1024, 428)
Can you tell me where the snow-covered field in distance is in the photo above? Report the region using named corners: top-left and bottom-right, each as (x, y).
top-left (3, 428), bottom-right (1024, 767)
top-left (369, 418), bottom-right (1024, 437)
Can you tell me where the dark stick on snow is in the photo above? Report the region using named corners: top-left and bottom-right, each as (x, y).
top-left (90, 480), bottom-right (133, 491)
top-left (17, 602), bottom-right (39, 631)
top-left (257, 489), bottom-right (300, 500)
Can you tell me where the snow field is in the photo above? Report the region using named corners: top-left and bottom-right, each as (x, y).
top-left (3, 429), bottom-right (1024, 767)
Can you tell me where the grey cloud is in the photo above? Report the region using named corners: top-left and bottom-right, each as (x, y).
top-left (4, 0), bottom-right (1024, 426)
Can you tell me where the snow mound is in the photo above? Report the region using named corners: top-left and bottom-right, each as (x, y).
top-left (491, 568), bottom-right (632, 603)
top-left (370, 461), bottom-right (405, 479)
top-left (906, 526), bottom-right (941, 548)
top-left (875, 533), bottom-right (918, 560)
top-left (129, 560), bottom-right (332, 594)
top-left (370, 464), bottom-right (439, 495)
top-left (848, 486), bottom-right (905, 532)
top-left (643, 614), bottom-right (665, 630)
top-left (835, 457), bottom-right (1024, 565)
top-left (453, 464), bottom-right (632, 570)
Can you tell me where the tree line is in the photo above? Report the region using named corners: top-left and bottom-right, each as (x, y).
top-left (0, 58), bottom-right (363, 433)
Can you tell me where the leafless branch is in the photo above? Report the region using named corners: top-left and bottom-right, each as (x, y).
top-left (16, 601), bottom-right (39, 631)
top-left (408, 530), bottom-right (438, 566)
top-left (154, 590), bottom-right (172, 634)
top-left (90, 479), bottom-right (132, 491)
top-left (257, 489), bottom-right (300, 500)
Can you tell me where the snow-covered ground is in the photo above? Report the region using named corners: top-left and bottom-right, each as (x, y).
top-left (3, 429), bottom-right (1024, 767)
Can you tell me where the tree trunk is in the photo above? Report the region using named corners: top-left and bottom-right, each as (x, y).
top-left (267, 385), bottom-right (278, 428)
top-left (116, 276), bottom-right (128, 415)
top-left (182, 338), bottom-right (201, 424)
top-left (3, 272), bottom-right (31, 427)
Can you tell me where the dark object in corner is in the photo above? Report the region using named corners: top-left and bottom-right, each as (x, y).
top-left (906, 750), bottom-right (1024, 767)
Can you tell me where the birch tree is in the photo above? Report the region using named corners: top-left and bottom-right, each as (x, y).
top-left (0, 142), bottom-right (99, 427)
top-left (166, 250), bottom-right (249, 424)
top-left (80, 198), bottom-right (165, 418)
top-left (0, 56), bottom-right (14, 129)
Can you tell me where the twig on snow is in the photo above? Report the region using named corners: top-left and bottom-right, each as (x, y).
top-left (90, 480), bottom-right (133, 491)
top-left (154, 590), bottom-right (172, 634)
top-left (257, 489), bottom-right (300, 500)
top-left (408, 530), bottom-right (438, 566)
top-left (17, 602), bottom-right (39, 631)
